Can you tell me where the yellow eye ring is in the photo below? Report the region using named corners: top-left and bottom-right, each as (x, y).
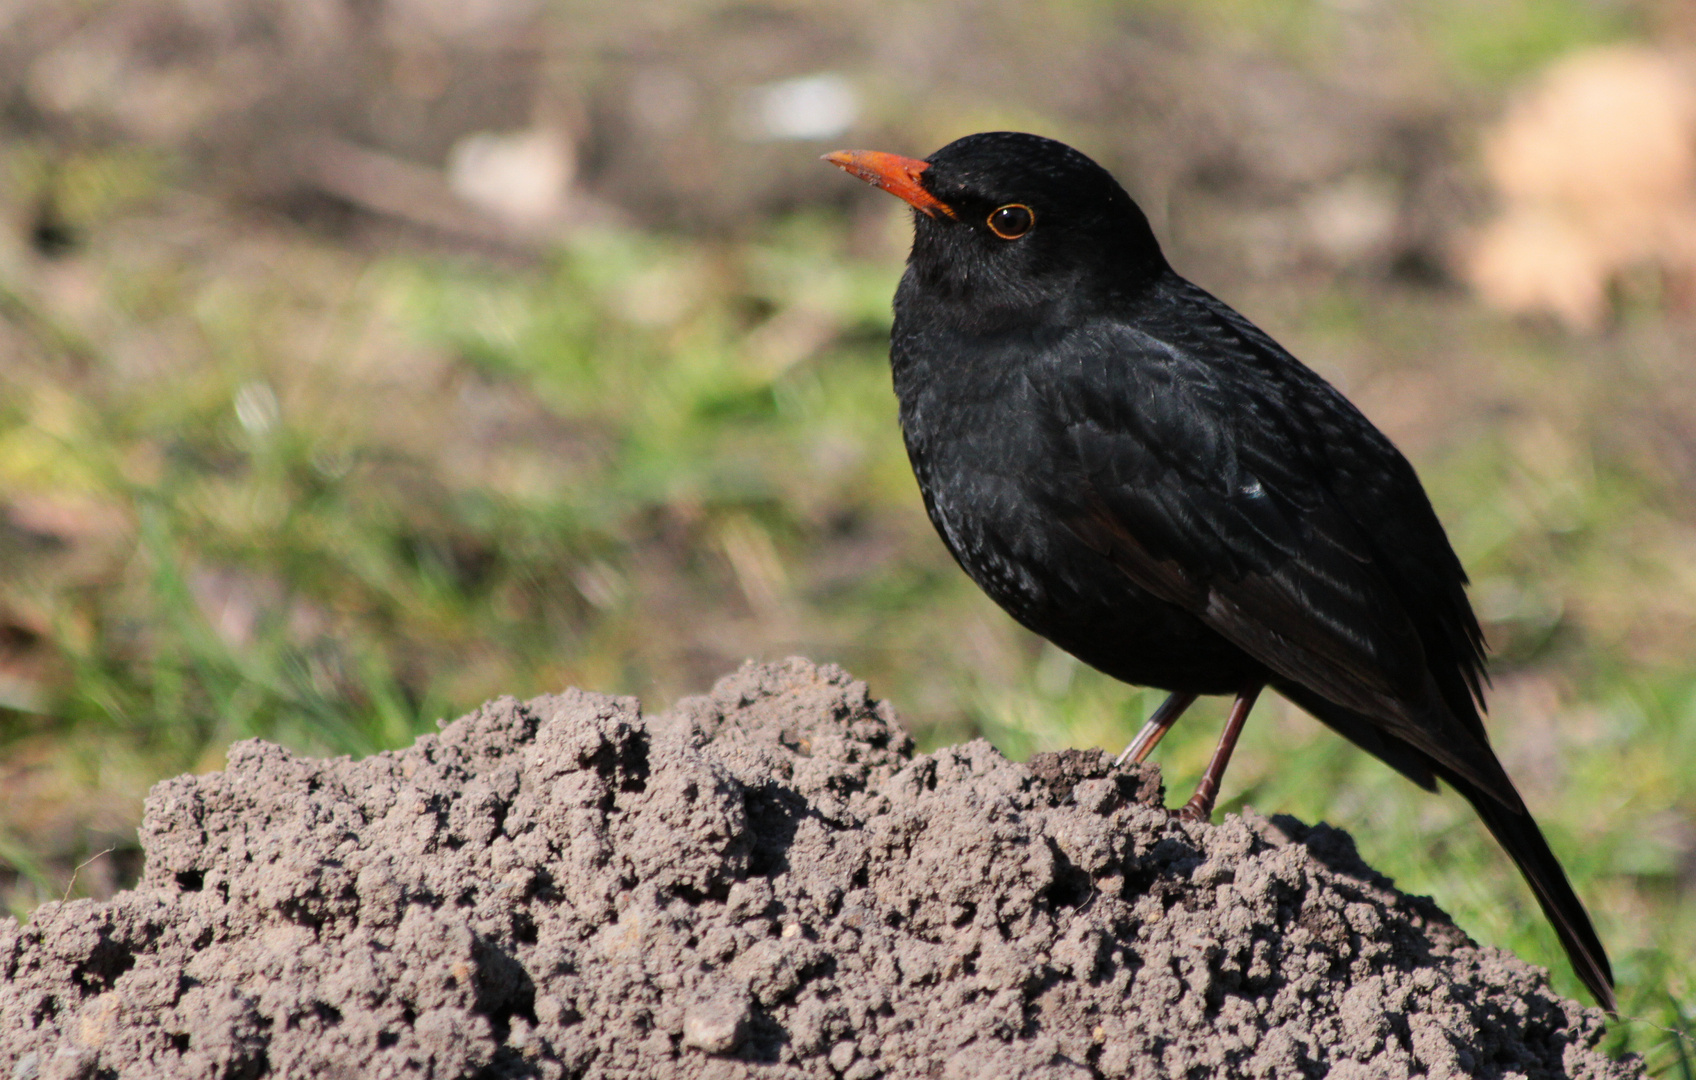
top-left (987, 204), bottom-right (1034, 239)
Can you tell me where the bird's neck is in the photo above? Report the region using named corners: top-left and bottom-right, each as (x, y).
top-left (893, 259), bottom-right (1099, 341)
top-left (888, 284), bottom-right (1072, 416)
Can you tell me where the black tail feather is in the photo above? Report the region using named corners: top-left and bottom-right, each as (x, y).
top-left (1442, 767), bottom-right (1617, 1013)
top-left (1286, 686), bottom-right (1615, 1011)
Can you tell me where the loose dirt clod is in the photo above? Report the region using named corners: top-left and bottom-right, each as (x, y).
top-left (1, 659), bottom-right (1639, 1078)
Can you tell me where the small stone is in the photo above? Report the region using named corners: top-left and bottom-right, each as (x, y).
top-left (682, 991), bottom-right (751, 1055)
top-left (829, 1039), bottom-right (858, 1072)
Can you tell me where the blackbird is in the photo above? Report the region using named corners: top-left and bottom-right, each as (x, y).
top-left (825, 131), bottom-right (1614, 1010)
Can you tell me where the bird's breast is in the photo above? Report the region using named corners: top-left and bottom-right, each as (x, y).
top-left (891, 322), bottom-right (1264, 692)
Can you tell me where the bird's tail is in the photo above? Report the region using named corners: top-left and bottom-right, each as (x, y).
top-left (1440, 765), bottom-right (1617, 1013)
top-left (1282, 683), bottom-right (1615, 1011)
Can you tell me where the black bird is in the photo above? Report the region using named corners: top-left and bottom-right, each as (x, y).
top-left (825, 132), bottom-right (1615, 1010)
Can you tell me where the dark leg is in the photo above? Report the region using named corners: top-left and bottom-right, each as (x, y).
top-left (1114, 691), bottom-right (1198, 767)
top-left (1176, 685), bottom-right (1263, 822)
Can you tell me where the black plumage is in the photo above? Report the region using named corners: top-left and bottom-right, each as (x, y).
top-left (826, 131), bottom-right (1614, 1010)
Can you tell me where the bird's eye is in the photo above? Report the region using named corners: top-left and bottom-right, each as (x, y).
top-left (987, 204), bottom-right (1034, 239)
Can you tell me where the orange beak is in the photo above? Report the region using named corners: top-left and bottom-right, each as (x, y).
top-left (823, 150), bottom-right (957, 219)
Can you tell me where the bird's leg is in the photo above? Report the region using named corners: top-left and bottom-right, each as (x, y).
top-left (1176, 685), bottom-right (1263, 822)
top-left (1114, 691), bottom-right (1198, 767)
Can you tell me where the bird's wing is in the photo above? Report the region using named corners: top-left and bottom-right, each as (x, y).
top-left (1036, 316), bottom-right (1505, 796)
top-left (1194, 283), bottom-right (1489, 724)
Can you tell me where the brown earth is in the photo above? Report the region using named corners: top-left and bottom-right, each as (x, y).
top-left (0, 659), bottom-right (1640, 1079)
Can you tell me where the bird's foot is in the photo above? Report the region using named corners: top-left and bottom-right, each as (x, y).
top-left (1169, 796), bottom-right (1214, 823)
top-left (1163, 686), bottom-right (1254, 825)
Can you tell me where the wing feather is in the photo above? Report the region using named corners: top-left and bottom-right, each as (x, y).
top-left (1037, 310), bottom-right (1505, 796)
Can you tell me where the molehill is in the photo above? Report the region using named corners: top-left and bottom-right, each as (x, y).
top-left (1, 658), bottom-right (1638, 1079)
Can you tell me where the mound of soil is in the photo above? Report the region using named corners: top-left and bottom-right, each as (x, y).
top-left (1, 659), bottom-right (1636, 1079)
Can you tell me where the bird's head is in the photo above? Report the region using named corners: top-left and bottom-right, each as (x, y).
top-left (826, 132), bottom-right (1166, 322)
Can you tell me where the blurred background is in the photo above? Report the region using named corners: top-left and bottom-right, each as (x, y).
top-left (1, 0), bottom-right (1693, 1065)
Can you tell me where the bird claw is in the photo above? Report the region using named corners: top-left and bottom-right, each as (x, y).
top-left (1167, 801), bottom-right (1212, 823)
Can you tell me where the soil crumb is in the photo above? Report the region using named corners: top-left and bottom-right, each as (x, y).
top-left (1, 658), bottom-right (1638, 1079)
